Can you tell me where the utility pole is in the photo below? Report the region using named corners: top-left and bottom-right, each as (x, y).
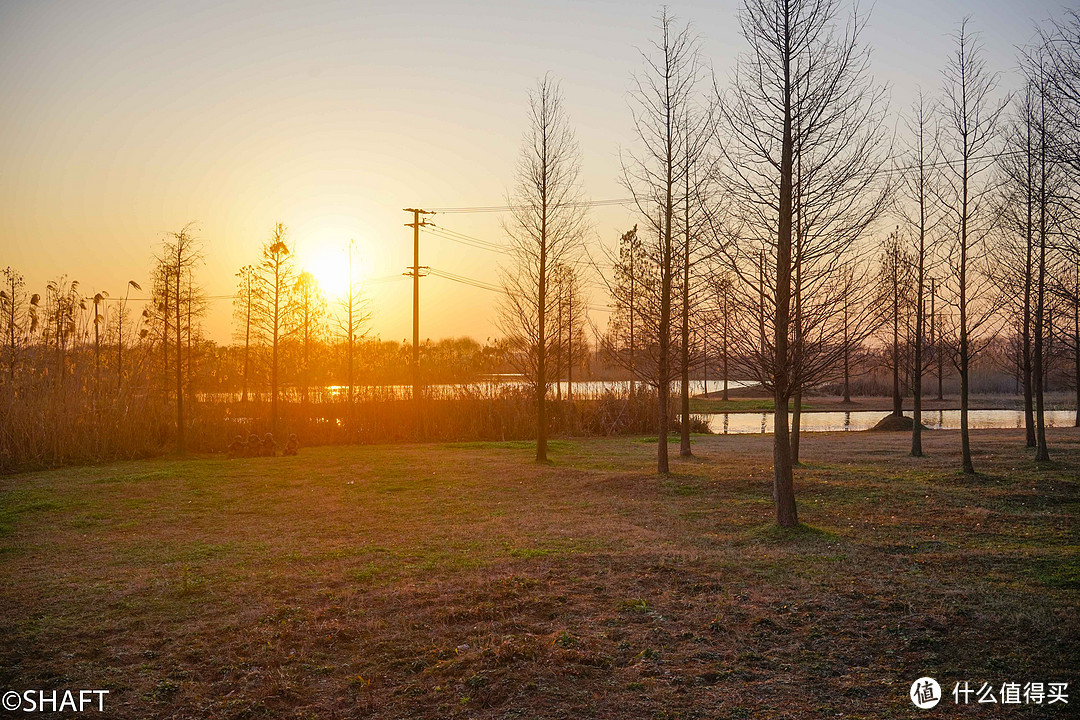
top-left (403, 209), bottom-right (433, 403)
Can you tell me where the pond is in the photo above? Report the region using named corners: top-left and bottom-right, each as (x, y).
top-left (701, 409), bottom-right (1077, 435)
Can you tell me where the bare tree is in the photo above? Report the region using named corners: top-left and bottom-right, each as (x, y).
top-left (938, 18), bottom-right (1008, 474)
top-left (252, 223), bottom-right (297, 435)
top-left (155, 224), bottom-right (203, 454)
top-left (233, 265), bottom-right (256, 403)
top-left (293, 270), bottom-right (327, 406)
top-left (337, 239), bottom-right (370, 426)
top-left (877, 229), bottom-right (915, 418)
top-left (0, 267), bottom-right (29, 385)
top-left (897, 91), bottom-right (941, 456)
top-left (714, 0), bottom-right (887, 522)
top-left (1036, 10), bottom-right (1080, 181)
top-left (996, 84), bottom-right (1041, 447)
top-left (552, 262), bottom-right (586, 402)
top-left (713, 271), bottom-right (735, 400)
top-left (499, 75), bottom-right (587, 463)
top-left (1026, 48), bottom-right (1072, 462)
top-left (677, 77), bottom-right (713, 457)
top-left (622, 9), bottom-right (699, 474)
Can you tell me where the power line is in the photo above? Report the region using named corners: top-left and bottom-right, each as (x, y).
top-left (425, 198), bottom-right (636, 214)
top-left (428, 267), bottom-right (502, 292)
top-left (425, 225), bottom-right (509, 254)
top-left (420, 143), bottom-right (1080, 215)
top-left (428, 266), bottom-right (612, 314)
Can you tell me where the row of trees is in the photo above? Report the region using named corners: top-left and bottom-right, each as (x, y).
top-left (2, 3), bottom-right (1078, 500)
top-left (499, 2), bottom-right (1080, 526)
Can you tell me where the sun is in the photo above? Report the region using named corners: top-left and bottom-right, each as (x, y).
top-left (295, 240), bottom-right (367, 300)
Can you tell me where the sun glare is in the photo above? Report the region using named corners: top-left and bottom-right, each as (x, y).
top-left (298, 242), bottom-right (366, 300)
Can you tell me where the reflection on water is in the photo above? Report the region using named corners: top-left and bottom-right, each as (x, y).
top-left (202, 379), bottom-right (759, 403)
top-left (702, 409), bottom-right (1077, 435)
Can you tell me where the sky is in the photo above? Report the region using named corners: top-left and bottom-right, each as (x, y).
top-left (0, 0), bottom-right (1069, 344)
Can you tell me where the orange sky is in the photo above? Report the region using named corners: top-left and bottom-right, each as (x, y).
top-left (0, 0), bottom-right (1063, 343)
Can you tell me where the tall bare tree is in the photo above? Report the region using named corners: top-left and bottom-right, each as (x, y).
top-left (898, 91), bottom-right (940, 457)
top-left (499, 75), bottom-right (587, 463)
top-left (337, 239), bottom-right (370, 426)
top-left (996, 85), bottom-right (1040, 447)
top-left (157, 223), bottom-right (203, 454)
top-left (677, 79), bottom-right (713, 457)
top-left (252, 223), bottom-right (297, 435)
top-left (1024, 48), bottom-right (1069, 463)
top-left (938, 18), bottom-right (1008, 475)
top-left (715, 0), bottom-right (887, 522)
top-left (1036, 10), bottom-right (1079, 181)
top-left (622, 9), bottom-right (699, 474)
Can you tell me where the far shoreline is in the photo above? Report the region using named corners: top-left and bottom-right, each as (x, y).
top-left (690, 389), bottom-right (1078, 415)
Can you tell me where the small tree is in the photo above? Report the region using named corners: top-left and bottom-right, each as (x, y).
top-left (877, 229), bottom-right (915, 417)
top-left (604, 226), bottom-right (647, 393)
top-left (252, 223), bottom-right (298, 435)
top-left (293, 270), bottom-right (327, 405)
top-left (0, 267), bottom-right (29, 385)
top-left (233, 265), bottom-right (256, 403)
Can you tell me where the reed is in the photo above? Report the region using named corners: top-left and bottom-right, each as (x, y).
top-left (0, 382), bottom-right (664, 474)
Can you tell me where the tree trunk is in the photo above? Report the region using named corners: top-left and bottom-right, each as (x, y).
top-left (242, 283), bottom-right (251, 404)
top-left (536, 199), bottom-right (548, 463)
top-left (842, 294), bottom-right (851, 403)
top-left (555, 287), bottom-right (563, 402)
top-left (567, 278), bottom-right (574, 403)
top-left (271, 264), bottom-right (280, 437)
top-left (892, 263), bottom-right (902, 417)
top-left (959, 163), bottom-right (974, 475)
top-left (658, 206), bottom-right (672, 474)
top-left (1071, 266), bottom-right (1080, 427)
top-left (722, 292), bottom-right (730, 401)
top-left (1022, 111), bottom-right (1036, 447)
top-left (912, 149), bottom-right (926, 457)
top-left (679, 179), bottom-right (692, 457)
top-left (773, 15), bottom-right (797, 527)
top-left (1034, 88), bottom-right (1050, 462)
top-left (175, 256), bottom-right (185, 455)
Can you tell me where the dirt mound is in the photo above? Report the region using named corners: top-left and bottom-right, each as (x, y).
top-left (869, 413), bottom-right (915, 431)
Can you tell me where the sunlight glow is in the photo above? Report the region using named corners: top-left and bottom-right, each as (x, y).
top-left (300, 245), bottom-right (349, 300)
top-left (296, 235), bottom-right (369, 301)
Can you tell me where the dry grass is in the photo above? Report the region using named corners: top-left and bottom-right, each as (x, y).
top-left (0, 428), bottom-right (1077, 719)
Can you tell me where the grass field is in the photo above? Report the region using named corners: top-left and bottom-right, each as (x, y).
top-left (1, 428), bottom-right (1077, 718)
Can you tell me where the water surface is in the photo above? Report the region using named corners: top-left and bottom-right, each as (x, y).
top-left (701, 409), bottom-right (1077, 435)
